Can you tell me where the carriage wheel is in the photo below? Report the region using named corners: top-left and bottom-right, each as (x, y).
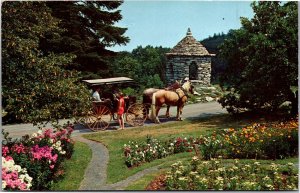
top-left (126, 103), bottom-right (147, 126)
top-left (73, 116), bottom-right (86, 125)
top-left (85, 105), bottom-right (112, 131)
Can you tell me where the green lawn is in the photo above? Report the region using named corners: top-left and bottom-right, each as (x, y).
top-left (83, 114), bottom-right (259, 184)
top-left (82, 113), bottom-right (298, 188)
top-left (51, 141), bottom-right (92, 190)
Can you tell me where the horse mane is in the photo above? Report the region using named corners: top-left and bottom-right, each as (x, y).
top-left (181, 81), bottom-right (191, 91)
top-left (165, 81), bottom-right (181, 91)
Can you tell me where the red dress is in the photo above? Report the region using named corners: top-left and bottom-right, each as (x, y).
top-left (117, 97), bottom-right (125, 115)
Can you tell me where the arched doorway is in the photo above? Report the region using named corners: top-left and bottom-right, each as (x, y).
top-left (189, 61), bottom-right (198, 80)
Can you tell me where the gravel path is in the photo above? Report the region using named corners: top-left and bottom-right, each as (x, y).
top-left (73, 134), bottom-right (161, 190)
top-left (73, 135), bottom-right (109, 190)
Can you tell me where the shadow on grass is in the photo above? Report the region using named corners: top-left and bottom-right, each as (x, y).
top-left (186, 111), bottom-right (295, 129)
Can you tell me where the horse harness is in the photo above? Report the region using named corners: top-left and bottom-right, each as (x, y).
top-left (174, 86), bottom-right (189, 103)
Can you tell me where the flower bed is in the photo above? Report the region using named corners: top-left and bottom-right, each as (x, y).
top-left (163, 157), bottom-right (298, 190)
top-left (123, 119), bottom-right (298, 167)
top-left (123, 136), bottom-right (197, 167)
top-left (2, 126), bottom-right (74, 190)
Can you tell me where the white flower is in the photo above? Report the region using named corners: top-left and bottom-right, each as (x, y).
top-left (263, 176), bottom-right (271, 181)
top-left (56, 141), bottom-right (61, 146)
top-left (175, 170), bottom-right (182, 175)
top-left (287, 162), bottom-right (294, 167)
top-left (179, 177), bottom-right (187, 181)
top-left (15, 165), bottom-right (22, 172)
top-left (37, 130), bottom-right (43, 135)
top-left (2, 181), bottom-right (7, 189)
top-left (216, 176), bottom-right (224, 181)
top-left (31, 133), bottom-right (37, 138)
top-left (124, 144), bottom-right (127, 147)
top-left (254, 162), bottom-right (260, 166)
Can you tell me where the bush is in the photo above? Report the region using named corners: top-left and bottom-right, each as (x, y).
top-left (220, 119), bottom-right (298, 159)
top-left (2, 156), bottom-right (33, 190)
top-left (165, 158), bottom-right (298, 190)
top-left (123, 118), bottom-right (298, 167)
top-left (123, 136), bottom-right (196, 167)
top-left (2, 126), bottom-right (74, 190)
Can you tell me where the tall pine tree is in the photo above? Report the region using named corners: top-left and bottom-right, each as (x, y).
top-left (40, 1), bottom-right (129, 79)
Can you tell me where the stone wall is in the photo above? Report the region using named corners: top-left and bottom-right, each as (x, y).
top-left (166, 56), bottom-right (211, 86)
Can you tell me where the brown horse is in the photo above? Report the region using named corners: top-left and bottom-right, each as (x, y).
top-left (142, 81), bottom-right (181, 119)
top-left (150, 81), bottom-right (194, 123)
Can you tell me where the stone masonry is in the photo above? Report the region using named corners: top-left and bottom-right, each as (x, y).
top-left (165, 28), bottom-right (214, 86)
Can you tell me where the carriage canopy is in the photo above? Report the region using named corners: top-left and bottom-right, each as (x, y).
top-left (82, 77), bottom-right (134, 86)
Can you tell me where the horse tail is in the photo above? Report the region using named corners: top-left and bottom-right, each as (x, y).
top-left (150, 92), bottom-right (157, 121)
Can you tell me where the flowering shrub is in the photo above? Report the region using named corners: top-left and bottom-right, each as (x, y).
top-left (2, 126), bottom-right (74, 190)
top-left (197, 133), bottom-right (225, 160)
top-left (123, 118), bottom-right (298, 167)
top-left (220, 119), bottom-right (298, 159)
top-left (164, 157), bottom-right (298, 190)
top-left (124, 136), bottom-right (197, 167)
top-left (124, 136), bottom-right (169, 167)
top-left (2, 156), bottom-right (32, 190)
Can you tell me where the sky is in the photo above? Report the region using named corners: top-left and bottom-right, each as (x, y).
top-left (110, 1), bottom-right (254, 52)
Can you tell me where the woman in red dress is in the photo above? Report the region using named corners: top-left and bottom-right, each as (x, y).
top-left (117, 92), bottom-right (125, 130)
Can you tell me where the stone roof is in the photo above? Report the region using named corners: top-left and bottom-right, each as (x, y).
top-left (166, 28), bottom-right (213, 56)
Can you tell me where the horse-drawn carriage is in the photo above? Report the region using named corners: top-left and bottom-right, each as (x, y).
top-left (76, 77), bottom-right (147, 131)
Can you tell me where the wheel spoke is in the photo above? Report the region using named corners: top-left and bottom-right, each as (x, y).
top-left (126, 104), bottom-right (146, 126)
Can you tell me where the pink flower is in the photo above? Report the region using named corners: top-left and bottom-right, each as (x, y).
top-left (30, 145), bottom-right (58, 164)
top-left (5, 156), bottom-right (13, 161)
top-left (19, 183), bottom-right (27, 190)
top-left (2, 146), bottom-right (9, 157)
top-left (44, 128), bottom-right (53, 138)
top-left (11, 144), bottom-right (26, 154)
top-left (50, 165), bottom-right (55, 169)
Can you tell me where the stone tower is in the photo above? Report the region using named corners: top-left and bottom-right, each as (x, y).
top-left (165, 28), bottom-right (214, 86)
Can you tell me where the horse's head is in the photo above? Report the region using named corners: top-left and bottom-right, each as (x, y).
top-left (182, 81), bottom-right (194, 95)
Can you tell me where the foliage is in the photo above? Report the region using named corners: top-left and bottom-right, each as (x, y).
top-left (2, 156), bottom-right (33, 190)
top-left (123, 136), bottom-right (196, 167)
top-left (219, 1), bottom-right (298, 115)
top-left (112, 46), bottom-right (170, 90)
top-left (41, 1), bottom-right (129, 78)
top-left (220, 119), bottom-right (298, 159)
top-left (51, 141), bottom-right (92, 191)
top-left (164, 158), bottom-right (298, 190)
top-left (123, 118), bottom-right (298, 167)
top-left (2, 1), bottom-right (91, 125)
top-left (2, 126), bottom-right (74, 190)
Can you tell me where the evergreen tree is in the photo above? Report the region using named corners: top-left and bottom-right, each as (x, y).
top-left (40, 1), bottom-right (129, 78)
top-left (2, 1), bottom-right (91, 125)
